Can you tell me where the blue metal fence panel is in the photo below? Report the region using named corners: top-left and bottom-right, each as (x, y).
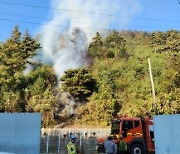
top-left (0, 113), bottom-right (41, 154)
top-left (154, 114), bottom-right (180, 154)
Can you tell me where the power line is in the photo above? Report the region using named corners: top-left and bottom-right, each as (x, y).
top-left (0, 12), bottom-right (179, 35)
top-left (0, 1), bottom-right (180, 23)
top-left (0, 12), bottom-right (115, 27)
top-left (1, 17), bottom-right (178, 31)
top-left (0, 1), bottom-right (50, 10)
top-left (0, 18), bottom-right (110, 31)
top-left (0, 18), bottom-right (67, 28)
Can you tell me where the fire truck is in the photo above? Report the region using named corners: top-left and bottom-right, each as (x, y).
top-left (110, 117), bottom-right (155, 154)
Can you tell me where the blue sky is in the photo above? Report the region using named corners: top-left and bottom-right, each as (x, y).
top-left (0, 0), bottom-right (180, 42)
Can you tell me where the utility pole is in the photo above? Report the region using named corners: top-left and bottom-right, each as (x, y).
top-left (148, 58), bottom-right (157, 115)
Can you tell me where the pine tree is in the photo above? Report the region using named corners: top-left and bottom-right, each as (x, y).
top-left (0, 26), bottom-right (41, 112)
top-left (60, 68), bottom-right (97, 101)
top-left (89, 32), bottom-right (104, 58)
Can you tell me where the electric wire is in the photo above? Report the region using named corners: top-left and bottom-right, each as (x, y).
top-left (0, 1), bottom-right (180, 42)
top-left (1, 17), bottom-right (178, 31)
top-left (0, 18), bottom-right (112, 31)
top-left (0, 1), bottom-right (180, 23)
top-left (0, 11), bottom-right (180, 31)
top-left (0, 12), bottom-right (120, 27)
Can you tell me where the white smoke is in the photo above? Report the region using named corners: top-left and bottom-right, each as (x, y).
top-left (37, 0), bottom-right (142, 78)
top-left (53, 28), bottom-right (88, 78)
top-left (23, 63), bottom-right (33, 75)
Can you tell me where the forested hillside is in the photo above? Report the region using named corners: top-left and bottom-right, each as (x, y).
top-left (0, 26), bottom-right (179, 127)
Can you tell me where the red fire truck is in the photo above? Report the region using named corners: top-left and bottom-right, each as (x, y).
top-left (110, 117), bottom-right (155, 154)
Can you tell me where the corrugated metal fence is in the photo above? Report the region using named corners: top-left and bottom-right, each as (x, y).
top-left (40, 128), bottom-right (110, 154)
top-left (154, 114), bottom-right (180, 154)
top-left (0, 113), bottom-right (41, 154)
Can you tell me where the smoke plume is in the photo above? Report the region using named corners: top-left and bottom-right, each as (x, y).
top-left (36, 0), bottom-right (141, 78)
top-left (32, 0), bottom-right (142, 120)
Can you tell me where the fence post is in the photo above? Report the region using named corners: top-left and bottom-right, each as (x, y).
top-left (53, 127), bottom-right (55, 136)
top-left (46, 132), bottom-right (49, 153)
top-left (58, 129), bottom-right (61, 153)
top-left (80, 133), bottom-right (82, 151)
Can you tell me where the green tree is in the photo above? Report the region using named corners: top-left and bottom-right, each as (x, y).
top-left (25, 66), bottom-right (57, 127)
top-left (0, 26), bottom-right (40, 84)
top-left (21, 29), bottom-right (41, 64)
top-left (60, 68), bottom-right (97, 101)
top-left (0, 25), bottom-right (40, 112)
top-left (105, 30), bottom-right (126, 59)
top-left (78, 82), bottom-right (120, 126)
top-left (105, 30), bottom-right (126, 47)
top-left (88, 32), bottom-right (104, 58)
top-left (164, 30), bottom-right (180, 52)
top-left (149, 31), bottom-right (167, 53)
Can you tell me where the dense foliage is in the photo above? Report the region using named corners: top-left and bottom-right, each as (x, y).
top-left (0, 26), bottom-right (57, 127)
top-left (60, 68), bottom-right (97, 101)
top-left (0, 27), bottom-right (179, 127)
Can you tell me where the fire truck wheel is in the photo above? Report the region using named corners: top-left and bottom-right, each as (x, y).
top-left (130, 144), bottom-right (145, 154)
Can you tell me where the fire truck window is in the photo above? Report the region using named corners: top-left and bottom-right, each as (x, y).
top-left (123, 121), bottom-right (133, 130)
top-left (111, 122), bottom-right (120, 134)
top-left (134, 120), bottom-right (140, 128)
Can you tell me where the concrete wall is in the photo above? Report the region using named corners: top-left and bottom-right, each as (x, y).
top-left (0, 113), bottom-right (41, 154)
top-left (154, 114), bottom-right (180, 154)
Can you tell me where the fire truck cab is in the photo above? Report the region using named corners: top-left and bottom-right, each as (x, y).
top-left (111, 117), bottom-right (155, 154)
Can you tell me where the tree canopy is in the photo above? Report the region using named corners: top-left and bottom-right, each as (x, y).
top-left (60, 68), bottom-right (97, 101)
top-left (0, 26), bottom-right (179, 127)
